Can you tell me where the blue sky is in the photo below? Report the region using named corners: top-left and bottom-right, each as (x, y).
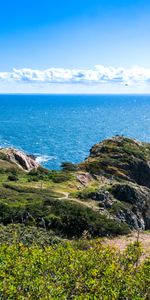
top-left (0, 0), bottom-right (150, 93)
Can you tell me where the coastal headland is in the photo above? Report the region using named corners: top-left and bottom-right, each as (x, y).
top-left (0, 135), bottom-right (150, 240)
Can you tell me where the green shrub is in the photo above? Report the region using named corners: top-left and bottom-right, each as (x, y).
top-left (43, 199), bottom-right (130, 237)
top-left (28, 167), bottom-right (49, 181)
top-left (61, 162), bottom-right (78, 171)
top-left (0, 241), bottom-right (149, 299)
top-left (0, 168), bottom-right (6, 174)
top-left (28, 168), bottom-right (71, 183)
top-left (109, 200), bottom-right (126, 214)
top-left (7, 175), bottom-right (19, 181)
top-left (0, 224), bottom-right (61, 246)
top-left (48, 170), bottom-right (71, 183)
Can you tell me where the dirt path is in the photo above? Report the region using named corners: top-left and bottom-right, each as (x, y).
top-left (58, 192), bottom-right (69, 199)
top-left (103, 231), bottom-right (150, 255)
top-left (58, 192), bottom-right (100, 210)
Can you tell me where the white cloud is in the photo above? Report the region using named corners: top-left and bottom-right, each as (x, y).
top-left (0, 72), bottom-right (10, 80)
top-left (0, 65), bottom-right (150, 93)
top-left (0, 65), bottom-right (150, 85)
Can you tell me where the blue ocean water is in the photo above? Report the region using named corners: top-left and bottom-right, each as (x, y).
top-left (0, 94), bottom-right (150, 169)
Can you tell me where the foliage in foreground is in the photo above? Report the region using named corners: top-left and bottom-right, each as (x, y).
top-left (0, 240), bottom-right (149, 299)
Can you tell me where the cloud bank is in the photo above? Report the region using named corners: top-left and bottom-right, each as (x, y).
top-left (0, 65), bottom-right (150, 93)
top-left (0, 65), bottom-right (150, 86)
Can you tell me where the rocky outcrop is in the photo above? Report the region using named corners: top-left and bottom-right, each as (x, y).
top-left (0, 148), bottom-right (39, 171)
top-left (111, 183), bottom-right (150, 229)
top-left (81, 136), bottom-right (150, 188)
top-left (78, 136), bottom-right (150, 230)
top-left (81, 183), bottom-right (150, 230)
top-left (77, 173), bottom-right (93, 186)
top-left (88, 190), bottom-right (116, 208)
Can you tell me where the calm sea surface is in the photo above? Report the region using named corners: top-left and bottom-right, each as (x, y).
top-left (0, 94), bottom-right (150, 169)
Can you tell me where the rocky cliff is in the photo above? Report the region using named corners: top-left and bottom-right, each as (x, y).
top-left (0, 148), bottom-right (39, 171)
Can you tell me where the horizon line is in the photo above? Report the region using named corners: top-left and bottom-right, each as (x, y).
top-left (1, 93), bottom-right (150, 96)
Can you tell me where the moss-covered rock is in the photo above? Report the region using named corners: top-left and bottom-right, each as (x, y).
top-left (79, 136), bottom-right (150, 188)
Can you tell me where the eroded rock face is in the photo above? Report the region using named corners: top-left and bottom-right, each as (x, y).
top-left (86, 185), bottom-right (149, 229)
top-left (115, 208), bottom-right (145, 230)
top-left (111, 183), bottom-right (150, 229)
top-left (128, 160), bottom-right (150, 188)
top-left (0, 148), bottom-right (39, 171)
top-left (112, 184), bottom-right (148, 210)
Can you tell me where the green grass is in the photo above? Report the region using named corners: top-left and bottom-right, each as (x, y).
top-left (71, 185), bottom-right (99, 199)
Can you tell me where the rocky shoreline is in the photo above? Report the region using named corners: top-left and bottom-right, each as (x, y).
top-left (0, 147), bottom-right (39, 171)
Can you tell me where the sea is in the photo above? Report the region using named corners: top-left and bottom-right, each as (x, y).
top-left (0, 94), bottom-right (150, 170)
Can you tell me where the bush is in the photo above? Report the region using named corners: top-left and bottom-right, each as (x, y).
top-left (7, 175), bottom-right (19, 181)
top-left (0, 152), bottom-right (8, 161)
top-left (48, 170), bottom-right (71, 183)
top-left (28, 167), bottom-right (49, 181)
top-left (43, 199), bottom-right (130, 237)
top-left (0, 224), bottom-right (61, 246)
top-left (61, 162), bottom-right (78, 171)
top-left (0, 241), bottom-right (149, 299)
top-left (28, 168), bottom-right (71, 183)
top-left (109, 200), bottom-right (126, 214)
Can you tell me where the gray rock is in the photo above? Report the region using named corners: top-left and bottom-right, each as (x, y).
top-left (89, 190), bottom-right (116, 209)
top-left (116, 208), bottom-right (145, 230)
top-left (112, 183), bottom-right (150, 229)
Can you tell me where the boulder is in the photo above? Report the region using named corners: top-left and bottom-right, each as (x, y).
top-left (77, 173), bottom-right (93, 186)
